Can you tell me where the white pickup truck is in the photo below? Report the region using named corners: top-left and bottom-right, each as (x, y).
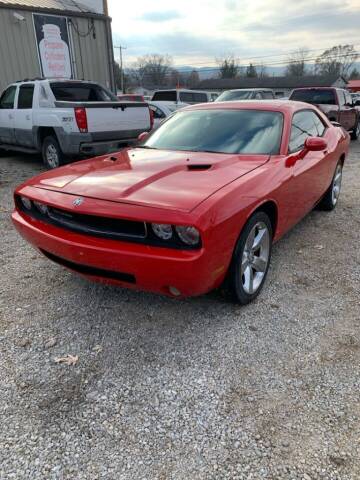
top-left (0, 79), bottom-right (152, 168)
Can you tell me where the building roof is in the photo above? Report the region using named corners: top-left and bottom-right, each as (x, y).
top-left (347, 80), bottom-right (360, 88)
top-left (0, 0), bottom-right (97, 14)
top-left (195, 75), bottom-right (346, 91)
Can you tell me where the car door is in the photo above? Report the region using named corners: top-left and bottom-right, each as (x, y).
top-left (13, 84), bottom-right (34, 147)
top-left (286, 110), bottom-right (329, 221)
top-left (338, 90), bottom-right (355, 131)
top-left (0, 85), bottom-right (17, 144)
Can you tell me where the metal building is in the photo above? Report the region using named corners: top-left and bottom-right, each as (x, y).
top-left (0, 0), bottom-right (116, 92)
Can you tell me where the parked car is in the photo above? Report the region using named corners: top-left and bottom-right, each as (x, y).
top-left (216, 88), bottom-right (275, 102)
top-left (117, 94), bottom-right (145, 102)
top-left (0, 79), bottom-right (152, 168)
top-left (289, 87), bottom-right (359, 140)
top-left (152, 89), bottom-right (216, 104)
top-left (148, 101), bottom-right (188, 128)
top-left (12, 101), bottom-right (349, 304)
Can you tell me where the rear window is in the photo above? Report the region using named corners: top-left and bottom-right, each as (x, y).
top-left (50, 83), bottom-right (118, 102)
top-left (17, 84), bottom-right (34, 109)
top-left (152, 91), bottom-right (177, 102)
top-left (216, 90), bottom-right (253, 102)
top-left (290, 89), bottom-right (336, 105)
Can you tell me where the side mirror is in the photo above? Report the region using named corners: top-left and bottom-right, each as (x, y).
top-left (137, 131), bottom-right (149, 142)
top-left (304, 137), bottom-right (327, 152)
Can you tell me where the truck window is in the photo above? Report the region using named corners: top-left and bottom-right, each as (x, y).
top-left (179, 92), bottom-right (194, 103)
top-left (152, 91), bottom-right (177, 102)
top-left (17, 84), bottom-right (34, 109)
top-left (262, 91), bottom-right (274, 99)
top-left (193, 92), bottom-right (208, 103)
top-left (0, 85), bottom-right (17, 109)
top-left (50, 83), bottom-right (118, 102)
top-left (290, 89), bottom-right (336, 105)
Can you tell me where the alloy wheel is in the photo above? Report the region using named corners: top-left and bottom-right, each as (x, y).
top-left (241, 221), bottom-right (270, 294)
top-left (46, 144), bottom-right (59, 169)
top-left (331, 164), bottom-right (342, 206)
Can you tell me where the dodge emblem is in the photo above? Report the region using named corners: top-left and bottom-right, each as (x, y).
top-left (73, 197), bottom-right (83, 207)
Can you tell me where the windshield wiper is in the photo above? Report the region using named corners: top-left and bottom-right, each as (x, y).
top-left (136, 145), bottom-right (158, 150)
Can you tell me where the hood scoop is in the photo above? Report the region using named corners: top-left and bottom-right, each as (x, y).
top-left (187, 164), bottom-right (212, 171)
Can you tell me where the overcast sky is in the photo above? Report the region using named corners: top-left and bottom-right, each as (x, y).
top-left (108, 0), bottom-right (360, 68)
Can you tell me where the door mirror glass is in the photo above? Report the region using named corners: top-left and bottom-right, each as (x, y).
top-left (304, 136), bottom-right (327, 152)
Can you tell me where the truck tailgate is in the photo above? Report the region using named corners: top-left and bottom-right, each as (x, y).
top-left (55, 101), bottom-right (151, 134)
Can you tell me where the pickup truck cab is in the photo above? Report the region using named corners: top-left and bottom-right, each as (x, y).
top-left (215, 88), bottom-right (275, 102)
top-left (0, 79), bottom-right (152, 168)
top-left (289, 87), bottom-right (359, 140)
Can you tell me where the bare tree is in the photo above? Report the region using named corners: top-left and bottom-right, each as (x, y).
top-left (216, 55), bottom-right (239, 79)
top-left (133, 54), bottom-right (173, 87)
top-left (257, 63), bottom-right (268, 78)
top-left (285, 48), bottom-right (309, 77)
top-left (349, 68), bottom-right (360, 80)
top-left (314, 45), bottom-right (359, 77)
top-left (186, 69), bottom-right (200, 87)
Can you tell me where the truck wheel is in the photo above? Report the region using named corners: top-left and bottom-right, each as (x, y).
top-left (350, 121), bottom-right (359, 140)
top-left (42, 136), bottom-right (65, 169)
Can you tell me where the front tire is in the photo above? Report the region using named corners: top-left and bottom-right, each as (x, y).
top-left (42, 136), bottom-right (65, 169)
top-left (318, 162), bottom-right (343, 211)
top-left (226, 212), bottom-right (272, 305)
top-left (350, 120), bottom-right (359, 141)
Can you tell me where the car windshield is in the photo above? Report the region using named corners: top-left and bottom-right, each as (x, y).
top-left (143, 109), bottom-right (283, 155)
top-left (216, 90), bottom-right (254, 101)
top-left (290, 89), bottom-right (336, 105)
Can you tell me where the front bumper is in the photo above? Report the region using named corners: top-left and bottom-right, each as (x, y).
top-left (12, 210), bottom-right (224, 297)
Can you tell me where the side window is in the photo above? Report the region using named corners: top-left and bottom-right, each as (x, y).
top-left (179, 92), bottom-right (194, 103)
top-left (193, 93), bottom-right (207, 103)
top-left (150, 105), bottom-right (165, 119)
top-left (17, 84), bottom-right (34, 109)
top-left (262, 91), bottom-right (274, 99)
top-left (312, 113), bottom-right (326, 136)
top-left (289, 110), bottom-right (319, 153)
top-left (254, 92), bottom-right (262, 99)
top-left (344, 91), bottom-right (353, 106)
top-left (0, 86), bottom-right (17, 109)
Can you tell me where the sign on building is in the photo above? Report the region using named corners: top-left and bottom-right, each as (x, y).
top-left (33, 14), bottom-right (73, 79)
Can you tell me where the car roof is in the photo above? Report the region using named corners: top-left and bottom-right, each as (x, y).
top-left (291, 86), bottom-right (338, 91)
top-left (223, 88), bottom-right (274, 92)
top-left (183, 100), bottom-right (314, 114)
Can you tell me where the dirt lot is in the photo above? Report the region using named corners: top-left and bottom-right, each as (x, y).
top-left (0, 143), bottom-right (360, 480)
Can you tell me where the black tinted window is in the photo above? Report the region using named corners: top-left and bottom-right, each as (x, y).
top-left (193, 93), bottom-right (207, 102)
top-left (144, 109), bottom-right (284, 155)
top-left (290, 89), bottom-right (336, 105)
top-left (18, 84), bottom-right (34, 109)
top-left (289, 110), bottom-right (321, 152)
top-left (179, 92), bottom-right (194, 103)
top-left (51, 83), bottom-right (117, 101)
top-left (0, 86), bottom-right (16, 109)
top-left (152, 91), bottom-right (177, 101)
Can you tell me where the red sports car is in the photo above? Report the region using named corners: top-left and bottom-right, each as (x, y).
top-left (12, 101), bottom-right (349, 304)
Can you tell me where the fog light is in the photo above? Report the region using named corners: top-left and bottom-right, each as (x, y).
top-left (33, 201), bottom-right (48, 215)
top-left (20, 196), bottom-right (32, 210)
top-left (169, 286), bottom-right (181, 297)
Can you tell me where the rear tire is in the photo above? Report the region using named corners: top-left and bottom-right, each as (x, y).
top-left (350, 120), bottom-right (359, 140)
top-left (226, 212), bottom-right (272, 305)
top-left (42, 136), bottom-right (65, 169)
top-left (318, 162), bottom-right (343, 211)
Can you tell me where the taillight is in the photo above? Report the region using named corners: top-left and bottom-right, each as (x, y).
top-left (74, 107), bottom-right (88, 133)
top-left (149, 107), bottom-right (154, 129)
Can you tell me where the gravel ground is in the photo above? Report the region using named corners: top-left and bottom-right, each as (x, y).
top-left (0, 143), bottom-right (360, 480)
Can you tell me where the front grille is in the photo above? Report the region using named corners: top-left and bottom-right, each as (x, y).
top-left (40, 249), bottom-right (136, 284)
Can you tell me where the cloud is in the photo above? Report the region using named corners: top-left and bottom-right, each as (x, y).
top-left (138, 10), bottom-right (182, 22)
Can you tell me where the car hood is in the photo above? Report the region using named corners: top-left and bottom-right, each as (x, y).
top-left (32, 148), bottom-right (269, 212)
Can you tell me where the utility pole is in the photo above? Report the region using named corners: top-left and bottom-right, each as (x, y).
top-left (114, 45), bottom-right (126, 93)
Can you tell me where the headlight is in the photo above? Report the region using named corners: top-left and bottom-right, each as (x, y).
top-left (175, 226), bottom-right (200, 245)
top-left (20, 196), bottom-right (32, 210)
top-left (33, 201), bottom-right (48, 215)
top-left (152, 223), bottom-right (173, 240)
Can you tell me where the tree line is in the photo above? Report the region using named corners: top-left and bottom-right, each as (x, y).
top-left (115, 44), bottom-right (359, 91)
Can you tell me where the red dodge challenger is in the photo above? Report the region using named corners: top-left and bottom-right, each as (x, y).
top-left (12, 101), bottom-right (349, 304)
